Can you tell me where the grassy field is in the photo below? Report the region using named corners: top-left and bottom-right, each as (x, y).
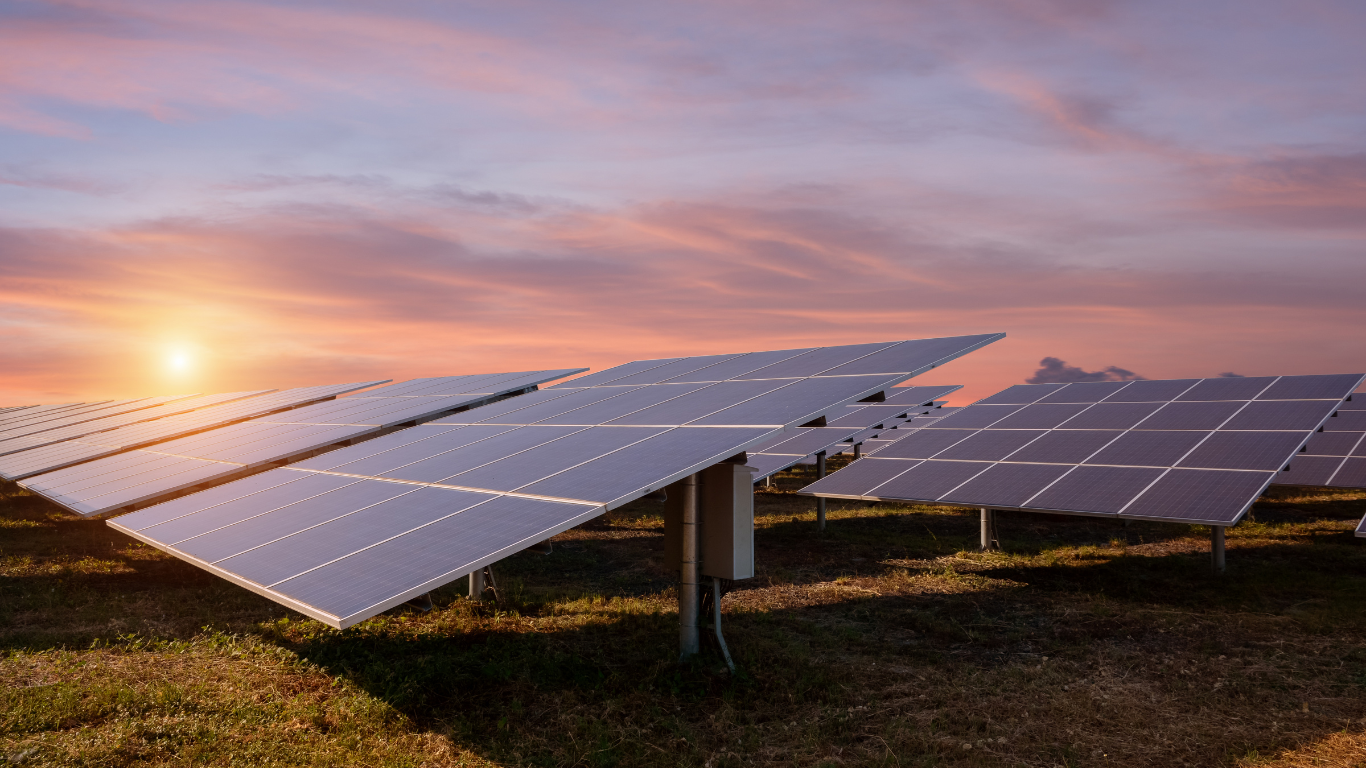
top-left (4, 460), bottom-right (1366, 767)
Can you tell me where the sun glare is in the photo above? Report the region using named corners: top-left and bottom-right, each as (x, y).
top-left (168, 352), bottom-right (191, 373)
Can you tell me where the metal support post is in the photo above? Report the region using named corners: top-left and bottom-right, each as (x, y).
top-left (816, 451), bottom-right (827, 531)
top-left (1212, 526), bottom-right (1225, 574)
top-left (468, 568), bottom-right (484, 598)
top-left (853, 443), bottom-right (861, 461)
top-left (980, 508), bottom-right (999, 552)
top-left (679, 473), bottom-right (701, 660)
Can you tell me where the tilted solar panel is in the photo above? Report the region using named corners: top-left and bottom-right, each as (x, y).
top-left (110, 335), bottom-right (1003, 628)
top-left (0, 383), bottom-right (382, 481)
top-left (800, 374), bottom-right (1364, 527)
top-left (0, 403), bottom-right (86, 427)
top-left (0, 391), bottom-right (276, 460)
top-left (21, 370), bottom-right (585, 517)
top-left (716, 384), bottom-right (964, 480)
top-left (0, 395), bottom-right (201, 444)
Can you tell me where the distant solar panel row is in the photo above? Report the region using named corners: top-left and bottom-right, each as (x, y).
top-left (0, 390), bottom-right (273, 461)
top-left (800, 374), bottom-right (1364, 527)
top-left (22, 370), bottom-right (583, 517)
top-left (690, 385), bottom-right (963, 480)
top-left (0, 383), bottom-right (381, 481)
top-left (0, 394), bottom-right (200, 445)
top-left (112, 335), bottom-right (1004, 628)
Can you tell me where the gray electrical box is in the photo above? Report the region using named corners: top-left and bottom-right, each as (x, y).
top-left (663, 462), bottom-right (755, 580)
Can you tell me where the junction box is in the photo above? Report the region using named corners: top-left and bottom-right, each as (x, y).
top-left (663, 463), bottom-right (755, 580)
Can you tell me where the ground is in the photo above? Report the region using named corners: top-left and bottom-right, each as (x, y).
top-left (3, 461), bottom-right (1366, 767)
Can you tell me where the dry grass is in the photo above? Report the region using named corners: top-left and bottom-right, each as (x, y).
top-left (3, 469), bottom-right (1366, 766)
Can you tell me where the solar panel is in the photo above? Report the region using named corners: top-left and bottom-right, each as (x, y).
top-left (0, 395), bottom-right (201, 444)
top-left (1271, 393), bottom-right (1366, 525)
top-left (0, 383), bottom-right (382, 482)
top-left (880, 384), bottom-right (963, 406)
top-left (728, 386), bottom-right (963, 480)
top-left (19, 371), bottom-right (581, 518)
top-left (0, 391), bottom-right (274, 459)
top-left (801, 374), bottom-right (1364, 526)
top-left (110, 335), bottom-right (1003, 628)
top-left (0, 402), bottom-right (87, 427)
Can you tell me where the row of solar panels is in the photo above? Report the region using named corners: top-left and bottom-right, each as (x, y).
top-left (800, 374), bottom-right (1366, 529)
top-left (4, 333), bottom-right (1363, 631)
top-left (1, 335), bottom-right (1000, 627)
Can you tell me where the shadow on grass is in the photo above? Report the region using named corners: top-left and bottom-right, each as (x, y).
top-left (6, 480), bottom-right (1366, 766)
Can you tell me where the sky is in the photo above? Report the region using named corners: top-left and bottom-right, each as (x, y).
top-left (2, 0), bottom-right (1364, 405)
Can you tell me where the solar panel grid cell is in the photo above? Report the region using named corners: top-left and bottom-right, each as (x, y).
top-left (1325, 411), bottom-right (1366, 432)
top-left (1057, 402), bottom-right (1164, 430)
top-left (1336, 459), bottom-right (1366, 487)
top-left (975, 384), bottom-right (1064, 405)
top-left (216, 486), bottom-right (500, 587)
top-left (939, 462), bottom-right (1072, 507)
top-left (1037, 381), bottom-right (1135, 403)
top-left (934, 430), bottom-right (1047, 461)
top-left (1276, 456), bottom-right (1344, 487)
top-left (1135, 401), bottom-right (1244, 430)
top-left (986, 403), bottom-right (1092, 430)
top-left (1026, 465), bottom-right (1166, 515)
top-left (1121, 469), bottom-right (1274, 524)
top-left (1003, 430), bottom-right (1122, 464)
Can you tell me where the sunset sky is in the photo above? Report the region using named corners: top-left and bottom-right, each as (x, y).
top-left (2, 0), bottom-right (1363, 405)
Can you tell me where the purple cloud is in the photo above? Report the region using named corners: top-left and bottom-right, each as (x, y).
top-left (1026, 358), bottom-right (1145, 384)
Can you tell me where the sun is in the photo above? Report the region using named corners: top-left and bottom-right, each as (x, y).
top-left (168, 352), bottom-right (191, 373)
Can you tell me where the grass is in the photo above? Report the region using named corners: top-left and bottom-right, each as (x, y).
top-left (4, 464), bottom-right (1366, 766)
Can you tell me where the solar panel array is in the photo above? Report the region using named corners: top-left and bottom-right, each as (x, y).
top-left (0, 390), bottom-right (270, 460)
top-left (801, 374), bottom-right (1365, 527)
top-left (745, 385), bottom-right (962, 479)
top-left (0, 402), bottom-right (85, 426)
top-left (0, 394), bottom-right (199, 445)
top-left (0, 383), bottom-right (383, 481)
top-left (110, 334), bottom-right (1003, 628)
top-left (23, 370), bottom-right (584, 517)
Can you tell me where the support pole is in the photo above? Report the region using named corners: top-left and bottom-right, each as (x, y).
top-left (468, 568), bottom-right (484, 598)
top-left (679, 473), bottom-right (701, 660)
top-left (1212, 526), bottom-right (1225, 574)
top-left (980, 508), bottom-right (999, 552)
top-left (816, 451), bottom-right (827, 531)
top-left (853, 443), bottom-right (862, 461)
